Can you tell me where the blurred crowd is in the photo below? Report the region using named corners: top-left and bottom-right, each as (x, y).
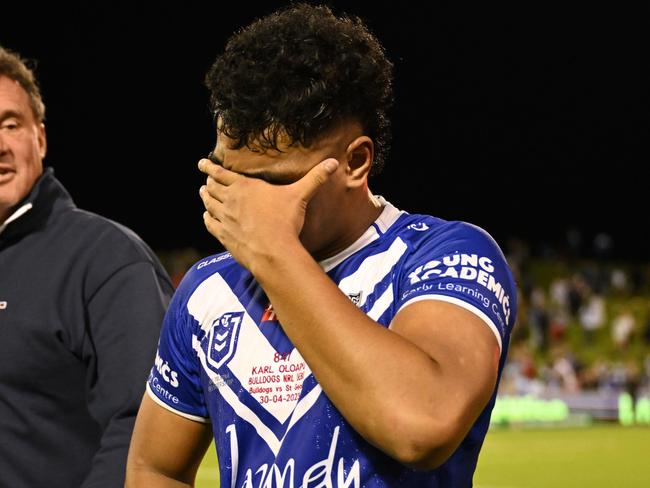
top-left (503, 236), bottom-right (650, 400)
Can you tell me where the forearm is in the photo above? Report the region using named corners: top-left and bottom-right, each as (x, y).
top-left (253, 243), bottom-right (464, 464)
top-left (125, 468), bottom-right (193, 488)
top-left (126, 393), bottom-right (213, 488)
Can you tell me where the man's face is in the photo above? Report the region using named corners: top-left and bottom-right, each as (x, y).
top-left (0, 76), bottom-right (46, 224)
top-left (210, 123), bottom-right (359, 257)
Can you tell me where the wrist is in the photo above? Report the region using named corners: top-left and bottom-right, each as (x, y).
top-left (248, 237), bottom-right (309, 281)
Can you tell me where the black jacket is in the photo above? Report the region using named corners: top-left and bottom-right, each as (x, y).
top-left (0, 169), bottom-right (174, 487)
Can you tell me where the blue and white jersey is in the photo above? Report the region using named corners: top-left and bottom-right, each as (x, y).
top-left (147, 200), bottom-right (517, 487)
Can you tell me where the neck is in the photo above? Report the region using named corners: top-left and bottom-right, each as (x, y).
top-left (308, 189), bottom-right (384, 263)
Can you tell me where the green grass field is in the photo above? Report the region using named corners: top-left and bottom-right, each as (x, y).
top-left (475, 425), bottom-right (649, 488)
top-left (195, 425), bottom-right (649, 488)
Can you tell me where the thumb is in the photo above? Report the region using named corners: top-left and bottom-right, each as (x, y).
top-left (296, 158), bottom-right (339, 202)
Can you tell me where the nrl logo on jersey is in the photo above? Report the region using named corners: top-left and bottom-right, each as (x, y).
top-left (204, 311), bottom-right (244, 370)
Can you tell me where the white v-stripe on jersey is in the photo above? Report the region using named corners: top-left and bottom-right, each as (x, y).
top-left (147, 199), bottom-right (517, 487)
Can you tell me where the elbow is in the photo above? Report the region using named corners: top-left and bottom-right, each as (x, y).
top-left (391, 437), bottom-right (457, 471)
top-left (125, 452), bottom-right (166, 488)
top-left (386, 416), bottom-right (465, 471)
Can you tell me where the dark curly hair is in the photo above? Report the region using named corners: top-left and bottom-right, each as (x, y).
top-left (205, 3), bottom-right (393, 174)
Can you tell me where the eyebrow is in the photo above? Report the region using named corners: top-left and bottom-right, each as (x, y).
top-left (0, 110), bottom-right (24, 123)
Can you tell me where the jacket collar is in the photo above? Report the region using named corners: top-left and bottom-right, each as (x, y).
top-left (0, 167), bottom-right (75, 241)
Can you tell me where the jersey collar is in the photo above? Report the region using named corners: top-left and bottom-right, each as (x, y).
top-left (318, 196), bottom-right (405, 272)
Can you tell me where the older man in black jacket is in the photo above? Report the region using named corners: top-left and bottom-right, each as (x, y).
top-left (0, 46), bottom-right (173, 487)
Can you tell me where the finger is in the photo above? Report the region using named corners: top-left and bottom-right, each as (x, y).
top-left (199, 185), bottom-right (225, 220)
top-left (294, 158), bottom-right (339, 202)
top-left (205, 176), bottom-right (228, 202)
top-left (198, 158), bottom-right (239, 186)
top-left (203, 210), bottom-right (224, 242)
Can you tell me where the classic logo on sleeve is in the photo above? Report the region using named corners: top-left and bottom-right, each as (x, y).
top-left (407, 253), bottom-right (512, 324)
top-left (197, 253), bottom-right (232, 270)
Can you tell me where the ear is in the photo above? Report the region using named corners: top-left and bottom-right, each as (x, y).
top-left (38, 122), bottom-right (47, 159)
top-left (344, 136), bottom-right (374, 189)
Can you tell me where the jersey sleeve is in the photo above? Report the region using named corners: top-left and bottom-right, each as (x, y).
top-left (146, 285), bottom-right (209, 422)
top-left (395, 222), bottom-right (517, 351)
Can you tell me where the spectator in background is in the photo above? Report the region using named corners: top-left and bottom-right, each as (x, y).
top-left (548, 277), bottom-right (570, 343)
top-left (642, 310), bottom-right (650, 346)
top-left (579, 293), bottom-right (606, 344)
top-left (611, 309), bottom-right (636, 349)
top-left (500, 343), bottom-right (544, 396)
top-left (567, 273), bottom-right (586, 318)
top-left (610, 267), bottom-right (629, 295)
top-left (549, 277), bottom-right (570, 313)
top-left (0, 47), bottom-right (173, 487)
top-left (550, 346), bottom-right (580, 393)
top-left (643, 355), bottom-right (650, 395)
top-left (593, 232), bottom-right (613, 259)
top-left (528, 286), bottom-right (549, 351)
top-left (549, 309), bottom-right (569, 343)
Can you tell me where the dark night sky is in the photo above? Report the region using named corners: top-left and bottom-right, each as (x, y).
top-left (2, 2), bottom-right (647, 259)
